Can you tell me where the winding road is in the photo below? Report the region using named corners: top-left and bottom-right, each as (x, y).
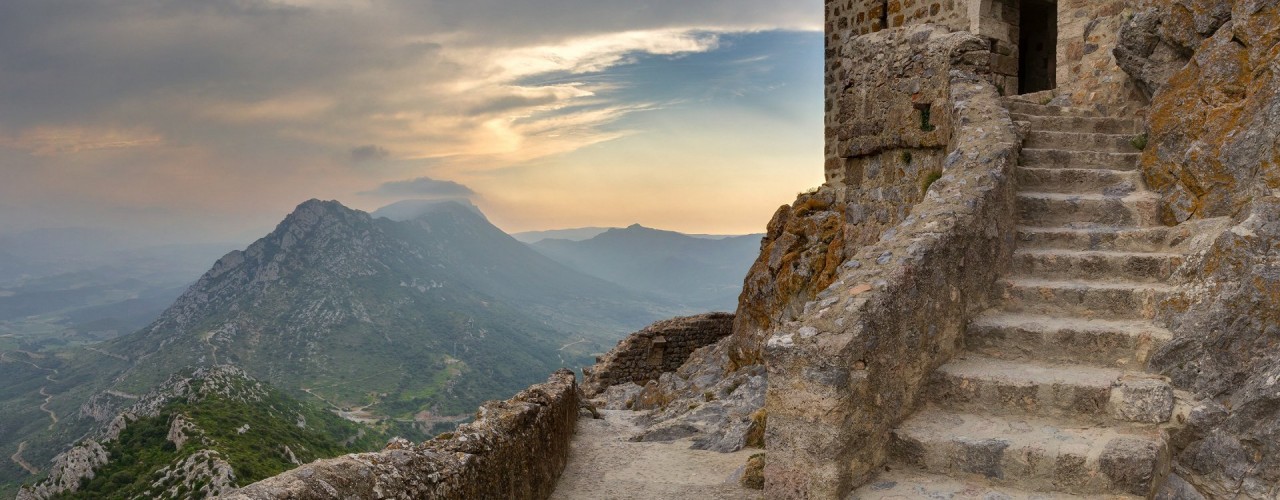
top-left (38, 387), bottom-right (58, 430)
top-left (10, 441), bottom-right (38, 475)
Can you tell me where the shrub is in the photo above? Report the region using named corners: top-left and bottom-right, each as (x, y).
top-left (1131, 133), bottom-right (1149, 151)
top-left (921, 171), bottom-right (943, 195)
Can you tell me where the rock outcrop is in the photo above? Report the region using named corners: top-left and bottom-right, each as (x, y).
top-left (1119, 2), bottom-right (1280, 225)
top-left (728, 190), bottom-right (848, 370)
top-left (1116, 2), bottom-right (1280, 497)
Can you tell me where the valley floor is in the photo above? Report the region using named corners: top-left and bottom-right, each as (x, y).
top-left (550, 410), bottom-right (761, 500)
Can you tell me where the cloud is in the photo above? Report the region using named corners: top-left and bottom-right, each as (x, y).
top-left (349, 144), bottom-right (390, 163)
top-left (361, 176), bottom-right (476, 199)
top-left (0, 0), bottom-right (824, 239)
top-left (0, 125), bottom-right (163, 156)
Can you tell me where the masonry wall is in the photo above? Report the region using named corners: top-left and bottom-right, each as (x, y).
top-left (767, 24), bottom-right (1019, 498)
top-left (228, 370), bottom-right (580, 500)
top-left (581, 313), bottom-right (734, 397)
top-left (1055, 0), bottom-right (1153, 116)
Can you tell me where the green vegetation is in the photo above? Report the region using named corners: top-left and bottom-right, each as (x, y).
top-left (919, 105), bottom-right (936, 132)
top-left (921, 170), bottom-right (944, 195)
top-left (901, 151), bottom-right (913, 165)
top-left (51, 375), bottom-right (384, 499)
top-left (1131, 133), bottom-right (1149, 151)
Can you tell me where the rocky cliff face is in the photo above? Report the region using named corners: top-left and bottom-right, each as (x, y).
top-left (17, 363), bottom-right (340, 500)
top-left (1120, 1), bottom-right (1279, 225)
top-left (1117, 2), bottom-right (1280, 498)
top-left (728, 189), bottom-right (848, 370)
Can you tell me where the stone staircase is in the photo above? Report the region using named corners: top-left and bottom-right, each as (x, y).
top-left (850, 100), bottom-right (1183, 499)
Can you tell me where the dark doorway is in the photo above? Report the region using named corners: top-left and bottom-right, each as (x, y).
top-left (1019, 0), bottom-right (1057, 93)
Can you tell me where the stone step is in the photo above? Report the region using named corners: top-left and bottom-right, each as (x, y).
top-left (1025, 131), bottom-right (1140, 153)
top-left (1016, 167), bottom-right (1143, 195)
top-left (966, 311), bottom-right (1173, 370)
top-left (1016, 226), bottom-right (1177, 253)
top-left (996, 278), bottom-right (1176, 320)
top-left (1021, 149), bottom-right (1140, 170)
top-left (1004, 100), bottom-right (1102, 118)
top-left (928, 355), bottom-right (1174, 424)
top-left (1011, 113), bottom-right (1140, 135)
top-left (847, 467), bottom-right (1142, 499)
top-left (1017, 192), bottom-right (1160, 228)
top-left (1013, 249), bottom-right (1184, 282)
top-left (889, 409), bottom-right (1169, 497)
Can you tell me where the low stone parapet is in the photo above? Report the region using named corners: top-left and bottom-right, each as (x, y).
top-left (581, 312), bottom-right (734, 397)
top-left (227, 369), bottom-right (579, 499)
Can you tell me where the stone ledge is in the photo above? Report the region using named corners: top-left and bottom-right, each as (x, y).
top-left (226, 369), bottom-right (579, 500)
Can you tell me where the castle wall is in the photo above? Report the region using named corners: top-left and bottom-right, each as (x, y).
top-left (767, 25), bottom-right (1019, 498)
top-left (228, 370), bottom-right (580, 500)
top-left (827, 0), bottom-right (1152, 115)
top-left (1055, 0), bottom-right (1152, 115)
top-left (580, 313), bottom-right (735, 397)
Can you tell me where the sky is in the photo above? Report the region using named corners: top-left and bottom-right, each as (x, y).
top-left (0, 0), bottom-right (825, 244)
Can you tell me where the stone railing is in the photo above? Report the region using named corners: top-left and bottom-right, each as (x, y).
top-left (581, 313), bottom-right (734, 397)
top-left (228, 369), bottom-right (579, 499)
top-left (763, 26), bottom-right (1020, 498)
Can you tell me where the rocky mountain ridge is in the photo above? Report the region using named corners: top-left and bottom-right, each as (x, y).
top-left (18, 366), bottom-right (375, 499)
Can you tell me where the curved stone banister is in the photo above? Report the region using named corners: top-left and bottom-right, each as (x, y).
top-left (227, 369), bottom-right (579, 500)
top-left (762, 26), bottom-right (1021, 498)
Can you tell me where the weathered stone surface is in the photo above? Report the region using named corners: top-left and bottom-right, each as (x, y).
top-left (728, 191), bottom-right (847, 369)
top-left (581, 313), bottom-right (733, 397)
top-left (763, 25), bottom-right (1019, 498)
top-left (1114, 8), bottom-right (1194, 99)
top-left (1113, 3), bottom-right (1280, 498)
top-left (1099, 436), bottom-right (1169, 497)
top-left (1121, 2), bottom-right (1280, 224)
top-left (1155, 200), bottom-right (1280, 499)
top-left (227, 369), bottom-right (579, 500)
top-left (594, 337), bottom-right (768, 454)
top-left (1108, 375), bottom-right (1176, 424)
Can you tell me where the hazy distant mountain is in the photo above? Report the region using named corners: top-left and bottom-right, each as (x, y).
top-left (371, 198), bottom-right (485, 222)
top-left (512, 226), bottom-right (748, 244)
top-left (103, 200), bottom-right (668, 414)
top-left (0, 238), bottom-right (234, 350)
top-left (0, 199), bottom-right (679, 493)
top-left (531, 224), bottom-right (763, 310)
top-left (511, 227), bottom-right (612, 244)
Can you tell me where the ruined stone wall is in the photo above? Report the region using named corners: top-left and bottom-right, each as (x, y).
top-left (227, 370), bottom-right (579, 500)
top-left (581, 313), bottom-right (734, 397)
top-left (764, 25), bottom-right (1019, 498)
top-left (1114, 2), bottom-right (1280, 498)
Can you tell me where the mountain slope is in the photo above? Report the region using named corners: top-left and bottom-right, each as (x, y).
top-left (0, 200), bottom-right (676, 493)
top-left (531, 224), bottom-right (763, 310)
top-left (18, 366), bottom-right (381, 499)
top-left (105, 200), bottom-right (665, 415)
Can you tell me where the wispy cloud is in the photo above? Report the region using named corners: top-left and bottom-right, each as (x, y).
top-left (0, 126), bottom-right (163, 156)
top-left (360, 176), bottom-right (476, 199)
top-left (0, 0), bottom-right (824, 238)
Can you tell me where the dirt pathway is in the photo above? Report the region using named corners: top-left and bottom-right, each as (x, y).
top-left (38, 387), bottom-right (58, 430)
top-left (10, 441), bottom-right (38, 475)
top-left (550, 410), bottom-right (763, 500)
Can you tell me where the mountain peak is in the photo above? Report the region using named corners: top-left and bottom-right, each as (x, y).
top-left (626, 223), bottom-right (645, 230)
top-left (372, 199), bottom-right (486, 222)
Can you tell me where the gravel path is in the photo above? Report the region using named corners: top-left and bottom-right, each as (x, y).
top-left (551, 410), bottom-right (763, 500)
